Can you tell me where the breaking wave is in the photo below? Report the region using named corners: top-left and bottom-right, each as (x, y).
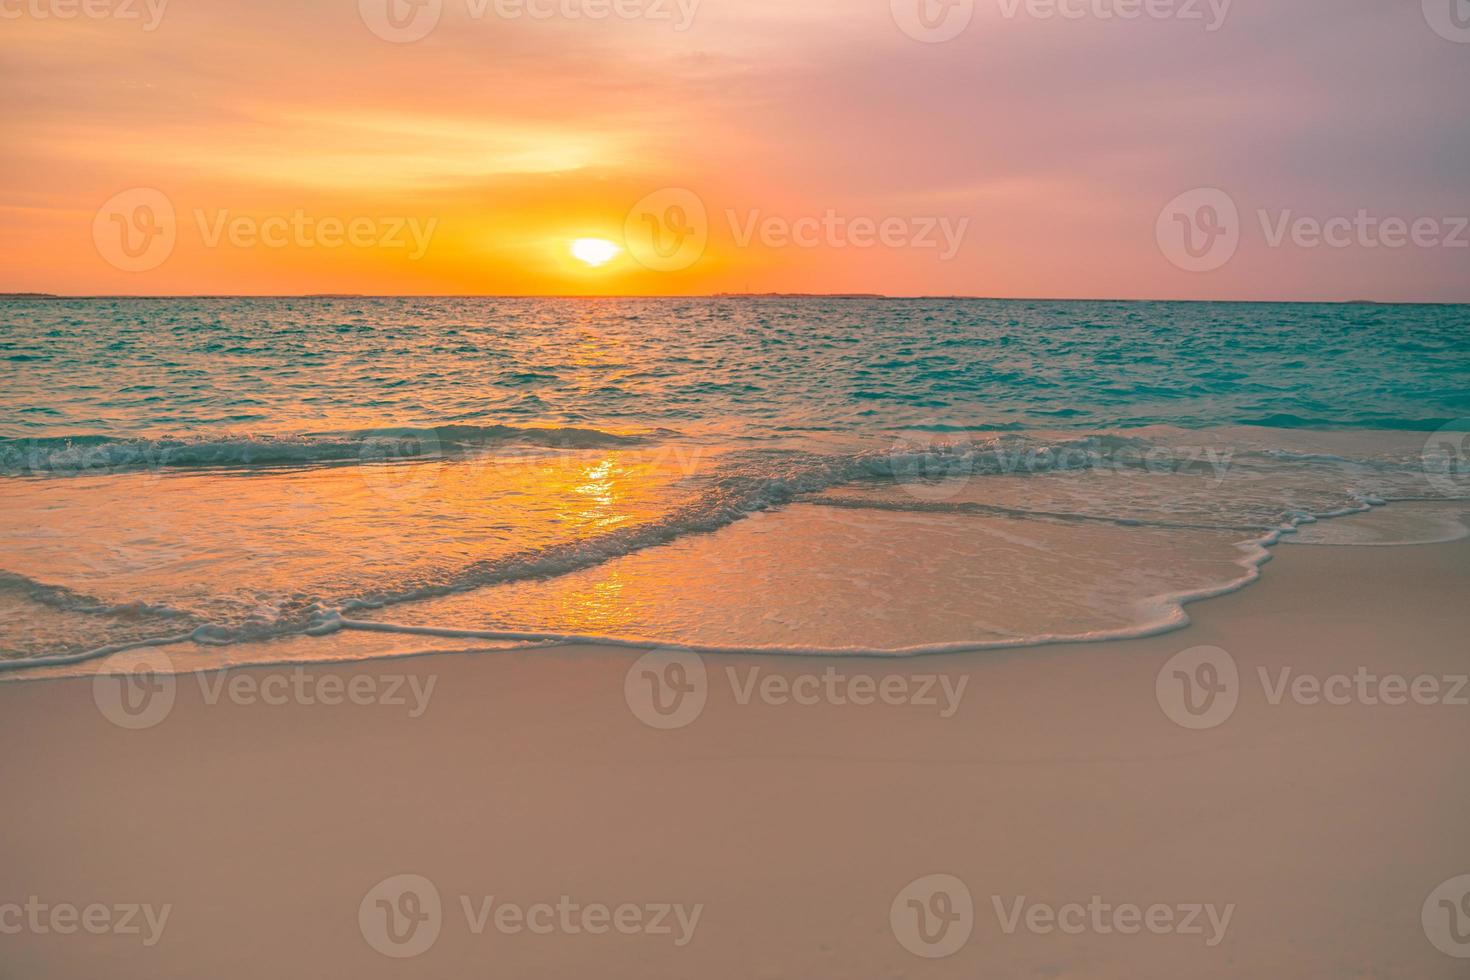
top-left (0, 424), bottom-right (658, 477)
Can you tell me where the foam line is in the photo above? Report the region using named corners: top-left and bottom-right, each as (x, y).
top-left (0, 632), bottom-right (196, 673)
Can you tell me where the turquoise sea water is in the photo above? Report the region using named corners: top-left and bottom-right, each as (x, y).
top-left (1, 297), bottom-right (1467, 668)
top-left (2, 299), bottom-right (1468, 451)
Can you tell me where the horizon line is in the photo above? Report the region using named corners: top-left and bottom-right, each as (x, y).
top-left (3, 292), bottom-right (1466, 306)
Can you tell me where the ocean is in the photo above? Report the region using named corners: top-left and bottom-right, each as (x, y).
top-left (2, 296), bottom-right (1467, 670)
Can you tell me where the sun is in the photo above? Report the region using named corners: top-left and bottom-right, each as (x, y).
top-left (570, 238), bottom-right (621, 267)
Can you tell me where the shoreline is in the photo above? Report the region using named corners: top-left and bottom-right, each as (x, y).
top-left (6, 497), bottom-right (1464, 680)
top-left (2, 537), bottom-right (1467, 977)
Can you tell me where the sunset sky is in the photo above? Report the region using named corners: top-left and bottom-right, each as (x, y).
top-left (3, 0), bottom-right (1468, 300)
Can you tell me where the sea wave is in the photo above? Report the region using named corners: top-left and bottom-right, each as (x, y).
top-left (0, 424), bottom-right (659, 477)
top-left (0, 570), bottom-right (192, 619)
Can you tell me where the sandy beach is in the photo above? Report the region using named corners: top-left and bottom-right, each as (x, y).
top-left (7, 0), bottom-right (1468, 975)
top-left (3, 535), bottom-right (1467, 979)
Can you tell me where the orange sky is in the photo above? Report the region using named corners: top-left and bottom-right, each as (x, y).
top-left (3, 0), bottom-right (1468, 300)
